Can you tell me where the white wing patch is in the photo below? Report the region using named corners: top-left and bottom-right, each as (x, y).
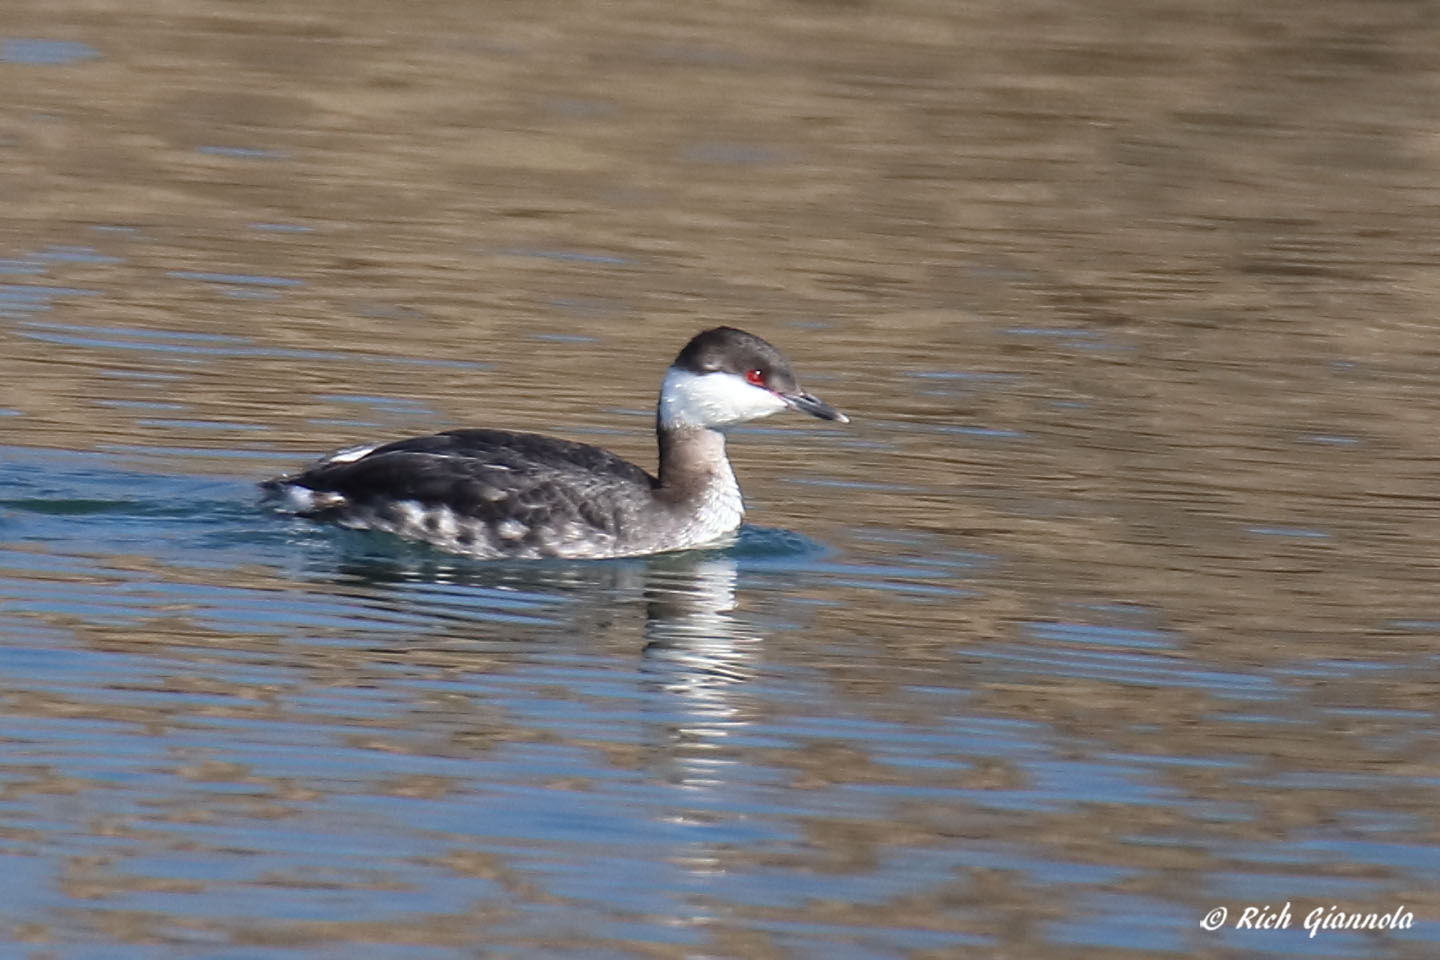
top-left (321, 442), bottom-right (382, 465)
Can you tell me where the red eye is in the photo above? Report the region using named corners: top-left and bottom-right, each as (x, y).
top-left (745, 368), bottom-right (766, 387)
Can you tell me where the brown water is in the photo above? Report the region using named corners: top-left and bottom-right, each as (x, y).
top-left (1, 0), bottom-right (1438, 956)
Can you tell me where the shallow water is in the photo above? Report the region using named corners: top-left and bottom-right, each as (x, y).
top-left (2, 0), bottom-right (1439, 956)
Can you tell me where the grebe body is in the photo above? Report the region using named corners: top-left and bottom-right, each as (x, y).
top-left (263, 327), bottom-right (847, 559)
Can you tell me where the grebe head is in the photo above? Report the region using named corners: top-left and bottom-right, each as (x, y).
top-left (657, 326), bottom-right (849, 431)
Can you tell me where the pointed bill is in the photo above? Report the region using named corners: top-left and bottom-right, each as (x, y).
top-left (782, 391), bottom-right (848, 424)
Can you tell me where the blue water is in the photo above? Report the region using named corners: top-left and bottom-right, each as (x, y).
top-left (2, 431), bottom-right (1436, 957)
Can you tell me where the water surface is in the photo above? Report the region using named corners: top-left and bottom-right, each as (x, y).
top-left (1, 0), bottom-right (1438, 956)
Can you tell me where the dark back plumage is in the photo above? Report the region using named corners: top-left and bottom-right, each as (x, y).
top-left (271, 429), bottom-right (658, 555)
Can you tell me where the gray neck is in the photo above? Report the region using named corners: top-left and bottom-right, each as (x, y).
top-left (654, 426), bottom-right (745, 531)
top-left (657, 425), bottom-right (728, 495)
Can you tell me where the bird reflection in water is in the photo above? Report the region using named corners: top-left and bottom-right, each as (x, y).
top-left (300, 542), bottom-right (767, 904)
top-left (636, 554), bottom-right (760, 893)
top-left (642, 554), bottom-right (755, 694)
top-left (320, 542), bottom-right (761, 789)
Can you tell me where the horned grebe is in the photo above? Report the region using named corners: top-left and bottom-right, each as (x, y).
top-left (262, 327), bottom-right (848, 559)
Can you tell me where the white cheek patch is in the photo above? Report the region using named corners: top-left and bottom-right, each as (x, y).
top-left (658, 366), bottom-right (788, 430)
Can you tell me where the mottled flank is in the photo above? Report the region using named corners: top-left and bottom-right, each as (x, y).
top-left (263, 424), bottom-right (750, 558)
top-left (264, 428), bottom-right (656, 558)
